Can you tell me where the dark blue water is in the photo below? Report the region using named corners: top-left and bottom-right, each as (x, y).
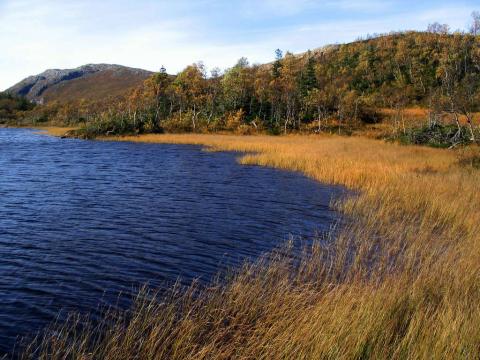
top-left (0, 128), bottom-right (340, 354)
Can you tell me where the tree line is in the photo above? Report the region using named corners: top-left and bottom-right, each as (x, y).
top-left (3, 13), bottom-right (480, 140)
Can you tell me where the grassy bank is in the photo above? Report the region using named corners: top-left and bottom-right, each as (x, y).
top-left (22, 133), bottom-right (480, 359)
top-left (33, 126), bottom-right (78, 137)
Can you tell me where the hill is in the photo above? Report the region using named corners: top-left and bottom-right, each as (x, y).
top-left (69, 31), bottom-right (476, 137)
top-left (5, 31), bottom-right (479, 143)
top-left (6, 64), bottom-right (153, 104)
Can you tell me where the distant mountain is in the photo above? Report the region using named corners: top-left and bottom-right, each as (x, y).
top-left (6, 64), bottom-right (153, 104)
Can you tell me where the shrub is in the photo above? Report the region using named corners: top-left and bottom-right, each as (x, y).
top-left (73, 115), bottom-right (140, 139)
top-left (399, 123), bottom-right (477, 148)
top-left (225, 109), bottom-right (245, 130)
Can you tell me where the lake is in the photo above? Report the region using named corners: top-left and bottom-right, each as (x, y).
top-left (0, 128), bottom-right (340, 355)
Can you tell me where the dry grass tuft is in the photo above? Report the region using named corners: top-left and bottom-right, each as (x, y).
top-left (21, 133), bottom-right (480, 359)
top-left (32, 126), bottom-right (77, 137)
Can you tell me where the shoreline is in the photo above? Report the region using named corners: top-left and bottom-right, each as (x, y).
top-left (15, 125), bottom-right (459, 190)
top-left (8, 125), bottom-right (480, 357)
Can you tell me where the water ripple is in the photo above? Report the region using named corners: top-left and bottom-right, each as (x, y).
top-left (0, 128), bottom-right (341, 355)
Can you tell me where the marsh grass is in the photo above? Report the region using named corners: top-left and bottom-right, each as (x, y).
top-left (20, 134), bottom-right (480, 359)
top-left (457, 146), bottom-right (480, 169)
top-left (33, 127), bottom-right (78, 137)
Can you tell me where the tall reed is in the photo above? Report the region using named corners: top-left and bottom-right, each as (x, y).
top-left (21, 134), bottom-right (480, 359)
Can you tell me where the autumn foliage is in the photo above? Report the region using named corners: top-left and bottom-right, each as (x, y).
top-left (1, 30), bottom-right (476, 142)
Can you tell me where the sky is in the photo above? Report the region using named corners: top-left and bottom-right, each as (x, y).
top-left (0, 0), bottom-right (478, 90)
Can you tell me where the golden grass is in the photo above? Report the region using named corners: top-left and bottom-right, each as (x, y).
top-left (31, 126), bottom-right (76, 137)
top-left (21, 133), bottom-right (480, 359)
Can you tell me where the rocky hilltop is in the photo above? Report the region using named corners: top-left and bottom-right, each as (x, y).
top-left (7, 64), bottom-right (153, 104)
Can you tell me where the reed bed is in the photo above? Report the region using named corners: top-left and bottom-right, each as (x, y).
top-left (31, 127), bottom-right (77, 137)
top-left (22, 133), bottom-right (480, 359)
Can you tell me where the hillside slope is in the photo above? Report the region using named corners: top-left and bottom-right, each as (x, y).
top-left (5, 31), bottom-right (479, 137)
top-left (7, 64), bottom-right (153, 104)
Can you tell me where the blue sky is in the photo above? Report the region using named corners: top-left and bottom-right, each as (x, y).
top-left (0, 0), bottom-right (478, 90)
